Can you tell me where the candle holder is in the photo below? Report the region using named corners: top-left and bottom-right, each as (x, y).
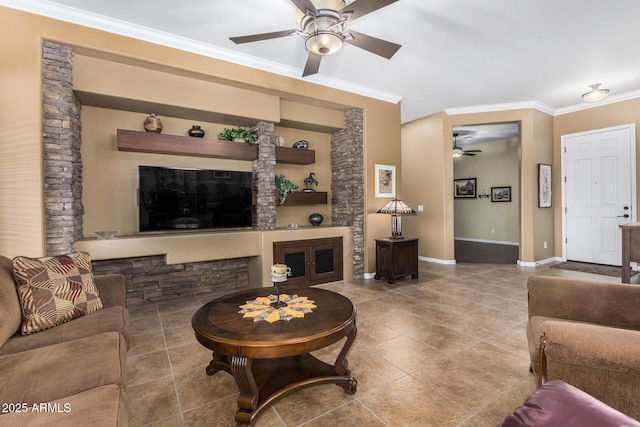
top-left (270, 264), bottom-right (291, 308)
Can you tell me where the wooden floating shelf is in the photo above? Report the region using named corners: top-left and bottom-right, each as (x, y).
top-left (275, 146), bottom-right (315, 165)
top-left (278, 191), bottom-right (328, 206)
top-left (117, 129), bottom-right (316, 165)
top-left (117, 129), bottom-right (258, 160)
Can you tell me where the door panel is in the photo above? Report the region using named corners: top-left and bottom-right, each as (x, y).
top-left (564, 125), bottom-right (636, 265)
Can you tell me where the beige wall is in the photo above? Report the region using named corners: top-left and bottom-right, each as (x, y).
top-left (453, 138), bottom-right (520, 243)
top-left (0, 7), bottom-right (400, 275)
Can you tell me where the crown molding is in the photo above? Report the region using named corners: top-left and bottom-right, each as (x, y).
top-left (554, 90), bottom-right (640, 116)
top-left (0, 0), bottom-right (403, 105)
top-left (445, 101), bottom-right (556, 116)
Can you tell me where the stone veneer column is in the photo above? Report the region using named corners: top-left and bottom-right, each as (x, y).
top-left (253, 121), bottom-right (277, 230)
top-left (331, 109), bottom-right (364, 277)
top-left (42, 41), bottom-right (84, 255)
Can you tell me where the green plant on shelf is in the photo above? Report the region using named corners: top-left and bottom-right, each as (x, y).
top-left (218, 126), bottom-right (258, 144)
top-left (275, 174), bottom-right (299, 206)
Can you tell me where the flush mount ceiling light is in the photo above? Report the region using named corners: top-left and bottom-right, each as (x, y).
top-left (582, 83), bottom-right (610, 103)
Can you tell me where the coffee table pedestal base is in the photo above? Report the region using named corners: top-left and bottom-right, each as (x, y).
top-left (206, 343), bottom-right (357, 426)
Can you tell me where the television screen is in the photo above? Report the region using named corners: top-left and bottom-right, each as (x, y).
top-left (138, 165), bottom-right (253, 232)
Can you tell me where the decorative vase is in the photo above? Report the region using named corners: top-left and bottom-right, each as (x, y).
top-left (308, 213), bottom-right (323, 226)
top-left (188, 125), bottom-right (205, 138)
top-left (293, 140), bottom-right (308, 149)
top-left (275, 136), bottom-right (286, 147)
top-left (143, 113), bottom-right (162, 133)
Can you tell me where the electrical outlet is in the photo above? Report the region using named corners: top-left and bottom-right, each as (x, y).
top-left (491, 228), bottom-right (495, 234)
top-left (544, 241), bottom-right (548, 249)
top-left (417, 205), bottom-right (424, 212)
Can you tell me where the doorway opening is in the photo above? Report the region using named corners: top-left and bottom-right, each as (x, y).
top-left (453, 122), bottom-right (521, 264)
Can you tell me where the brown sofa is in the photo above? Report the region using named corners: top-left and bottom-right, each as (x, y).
top-left (0, 255), bottom-right (130, 426)
top-left (527, 275), bottom-right (640, 420)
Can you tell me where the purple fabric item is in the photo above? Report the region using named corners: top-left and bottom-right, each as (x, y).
top-left (496, 380), bottom-right (640, 427)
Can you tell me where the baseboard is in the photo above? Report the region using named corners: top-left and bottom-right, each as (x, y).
top-left (419, 256), bottom-right (456, 265)
top-left (518, 257), bottom-right (561, 267)
top-left (455, 237), bottom-right (519, 246)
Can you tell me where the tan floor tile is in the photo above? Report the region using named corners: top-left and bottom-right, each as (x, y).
top-left (131, 315), bottom-right (162, 336)
top-left (182, 395), bottom-right (238, 426)
top-left (128, 376), bottom-right (180, 427)
top-left (164, 322), bottom-right (199, 348)
top-left (360, 375), bottom-right (467, 426)
top-left (174, 366), bottom-right (239, 411)
top-left (127, 303), bottom-right (159, 320)
top-left (161, 309), bottom-right (196, 329)
top-left (127, 349), bottom-right (172, 387)
top-left (168, 341), bottom-right (214, 375)
top-left (272, 383), bottom-right (355, 426)
top-left (374, 335), bottom-right (442, 373)
top-left (128, 330), bottom-right (165, 357)
top-left (303, 400), bottom-right (387, 426)
top-left (157, 297), bottom-right (202, 315)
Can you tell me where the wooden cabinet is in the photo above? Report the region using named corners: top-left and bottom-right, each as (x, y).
top-left (374, 238), bottom-right (419, 284)
top-left (273, 237), bottom-right (343, 286)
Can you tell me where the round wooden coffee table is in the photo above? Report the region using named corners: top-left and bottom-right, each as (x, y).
top-left (192, 286), bottom-right (357, 426)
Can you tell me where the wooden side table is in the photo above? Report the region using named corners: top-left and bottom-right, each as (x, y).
top-left (620, 222), bottom-right (640, 283)
top-left (374, 237), bottom-right (419, 283)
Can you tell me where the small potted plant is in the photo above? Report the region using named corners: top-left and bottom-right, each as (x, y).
top-left (275, 174), bottom-right (299, 206)
top-left (218, 126), bottom-right (258, 144)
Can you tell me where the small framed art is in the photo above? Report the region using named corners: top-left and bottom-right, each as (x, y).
top-left (491, 186), bottom-right (511, 202)
top-left (538, 164), bottom-right (552, 208)
top-left (375, 164), bottom-right (396, 198)
top-left (454, 178), bottom-right (476, 198)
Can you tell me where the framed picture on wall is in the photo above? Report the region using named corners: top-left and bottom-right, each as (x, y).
top-left (375, 164), bottom-right (396, 198)
top-left (491, 186), bottom-right (512, 202)
top-left (454, 178), bottom-right (476, 198)
top-left (538, 164), bottom-right (552, 208)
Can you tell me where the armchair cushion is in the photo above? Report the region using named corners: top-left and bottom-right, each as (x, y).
top-left (12, 252), bottom-right (103, 335)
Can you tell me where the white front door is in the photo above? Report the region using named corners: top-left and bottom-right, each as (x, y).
top-left (563, 124), bottom-right (636, 266)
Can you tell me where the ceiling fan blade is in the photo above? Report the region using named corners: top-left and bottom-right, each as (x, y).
top-left (290, 0), bottom-right (318, 15)
top-left (463, 152), bottom-right (477, 156)
top-left (230, 29), bottom-right (298, 44)
top-left (465, 150), bottom-right (482, 153)
top-left (302, 53), bottom-right (322, 77)
top-left (345, 30), bottom-right (401, 59)
top-left (342, 0), bottom-right (399, 21)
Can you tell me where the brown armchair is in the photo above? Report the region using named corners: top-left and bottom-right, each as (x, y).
top-left (526, 275), bottom-right (640, 420)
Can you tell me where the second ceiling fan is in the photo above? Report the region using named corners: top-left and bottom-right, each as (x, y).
top-left (230, 0), bottom-right (401, 76)
top-left (452, 132), bottom-right (482, 158)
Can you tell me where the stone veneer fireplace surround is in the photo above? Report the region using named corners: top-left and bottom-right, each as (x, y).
top-left (42, 41), bottom-right (364, 304)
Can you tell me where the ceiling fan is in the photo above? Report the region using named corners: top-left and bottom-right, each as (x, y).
top-left (452, 132), bottom-right (482, 158)
top-left (229, 0), bottom-right (401, 77)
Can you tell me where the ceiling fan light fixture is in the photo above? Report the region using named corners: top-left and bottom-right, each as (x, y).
top-left (452, 147), bottom-right (464, 158)
top-left (582, 83), bottom-right (610, 103)
top-left (305, 31), bottom-right (344, 55)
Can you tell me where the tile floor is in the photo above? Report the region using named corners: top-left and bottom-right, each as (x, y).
top-left (126, 260), bottom-right (621, 426)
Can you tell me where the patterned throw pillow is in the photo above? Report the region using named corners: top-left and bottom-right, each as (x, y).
top-left (12, 252), bottom-right (103, 335)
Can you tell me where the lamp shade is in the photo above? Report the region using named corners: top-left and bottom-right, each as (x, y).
top-left (377, 199), bottom-right (416, 215)
top-left (377, 199), bottom-right (416, 239)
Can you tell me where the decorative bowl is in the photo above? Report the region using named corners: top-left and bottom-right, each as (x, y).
top-left (95, 230), bottom-right (117, 240)
top-left (293, 140), bottom-right (308, 149)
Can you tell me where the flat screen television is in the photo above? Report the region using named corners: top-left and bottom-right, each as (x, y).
top-left (138, 165), bottom-right (253, 232)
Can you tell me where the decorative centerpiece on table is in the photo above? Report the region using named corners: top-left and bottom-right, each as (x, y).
top-left (238, 264), bottom-right (317, 323)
